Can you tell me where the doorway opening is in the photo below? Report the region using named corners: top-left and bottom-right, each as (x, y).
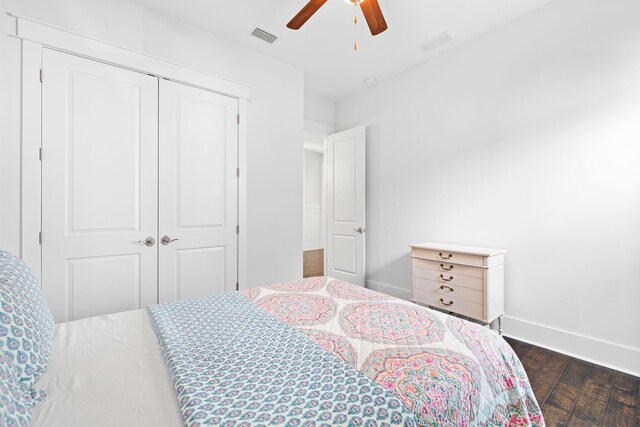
top-left (303, 139), bottom-right (325, 278)
top-left (301, 125), bottom-right (365, 284)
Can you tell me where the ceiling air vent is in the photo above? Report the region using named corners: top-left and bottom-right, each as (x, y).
top-left (421, 31), bottom-right (453, 53)
top-left (251, 28), bottom-right (278, 44)
top-left (433, 32), bottom-right (453, 46)
top-left (421, 41), bottom-right (438, 52)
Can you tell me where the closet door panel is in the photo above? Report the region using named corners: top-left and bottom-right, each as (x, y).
top-left (41, 49), bottom-right (159, 322)
top-left (175, 247), bottom-right (226, 301)
top-left (158, 80), bottom-right (238, 302)
top-left (176, 99), bottom-right (227, 227)
top-left (68, 72), bottom-right (142, 231)
top-left (67, 254), bottom-right (142, 320)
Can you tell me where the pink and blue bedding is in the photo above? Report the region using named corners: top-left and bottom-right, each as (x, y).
top-left (1, 248), bottom-right (543, 427)
top-left (148, 277), bottom-right (544, 427)
top-left (0, 250), bottom-right (55, 426)
top-left (147, 292), bottom-right (416, 426)
top-left (0, 348), bottom-right (33, 426)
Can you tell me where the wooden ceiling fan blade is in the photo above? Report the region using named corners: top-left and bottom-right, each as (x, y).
top-left (360, 0), bottom-right (388, 36)
top-left (287, 0), bottom-right (329, 30)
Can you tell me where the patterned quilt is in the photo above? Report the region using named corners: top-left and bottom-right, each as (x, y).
top-left (148, 277), bottom-right (544, 427)
top-left (148, 291), bottom-right (416, 426)
top-left (243, 277), bottom-right (544, 427)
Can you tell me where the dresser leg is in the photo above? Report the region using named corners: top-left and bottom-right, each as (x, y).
top-left (498, 315), bottom-right (503, 336)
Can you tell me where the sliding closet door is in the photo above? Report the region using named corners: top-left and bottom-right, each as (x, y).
top-left (41, 49), bottom-right (159, 323)
top-left (158, 80), bottom-right (238, 302)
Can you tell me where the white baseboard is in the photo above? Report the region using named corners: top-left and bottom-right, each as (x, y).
top-left (365, 279), bottom-right (640, 377)
top-left (504, 315), bottom-right (640, 377)
top-left (366, 279), bottom-right (412, 301)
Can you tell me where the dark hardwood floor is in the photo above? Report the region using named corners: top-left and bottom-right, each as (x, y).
top-left (505, 337), bottom-right (639, 426)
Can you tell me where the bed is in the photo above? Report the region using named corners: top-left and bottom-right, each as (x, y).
top-left (25, 276), bottom-right (543, 427)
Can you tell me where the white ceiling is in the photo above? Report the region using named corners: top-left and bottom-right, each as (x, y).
top-left (131, 0), bottom-right (555, 101)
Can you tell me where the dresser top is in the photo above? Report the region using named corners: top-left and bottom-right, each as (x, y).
top-left (409, 242), bottom-right (506, 257)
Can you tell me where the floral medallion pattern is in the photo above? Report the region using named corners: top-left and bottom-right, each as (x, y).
top-left (479, 396), bottom-right (544, 427)
top-left (301, 329), bottom-right (358, 366)
top-left (148, 276), bottom-right (543, 426)
top-left (240, 287), bottom-right (260, 301)
top-left (446, 316), bottom-right (543, 426)
top-left (362, 348), bottom-right (482, 427)
top-left (265, 276), bottom-right (326, 292)
top-left (254, 294), bottom-right (337, 326)
top-left (340, 302), bottom-right (445, 344)
top-left (446, 316), bottom-right (529, 393)
top-left (327, 280), bottom-right (394, 301)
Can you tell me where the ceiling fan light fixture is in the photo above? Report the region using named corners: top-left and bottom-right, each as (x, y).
top-left (344, 0), bottom-right (365, 4)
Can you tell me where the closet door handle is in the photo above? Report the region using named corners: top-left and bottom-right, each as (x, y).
top-left (137, 236), bottom-right (155, 247)
top-left (161, 235), bottom-right (179, 246)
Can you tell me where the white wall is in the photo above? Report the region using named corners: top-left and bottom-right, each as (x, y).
top-left (304, 91), bottom-right (335, 127)
top-left (0, 0), bottom-right (304, 286)
top-left (336, 0), bottom-right (640, 375)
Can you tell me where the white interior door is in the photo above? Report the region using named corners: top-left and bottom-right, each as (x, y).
top-left (41, 49), bottom-right (159, 322)
top-left (158, 79), bottom-right (238, 302)
top-left (326, 127), bottom-right (366, 286)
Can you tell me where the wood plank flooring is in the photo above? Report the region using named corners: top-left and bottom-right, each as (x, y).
top-left (505, 337), bottom-right (639, 426)
top-left (303, 249), bottom-right (324, 278)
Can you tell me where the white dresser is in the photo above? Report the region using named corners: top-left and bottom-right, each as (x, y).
top-left (410, 242), bottom-right (506, 334)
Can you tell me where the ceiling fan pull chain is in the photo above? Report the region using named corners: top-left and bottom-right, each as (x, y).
top-left (354, 5), bottom-right (358, 50)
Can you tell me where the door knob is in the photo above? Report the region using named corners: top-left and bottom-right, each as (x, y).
top-left (353, 227), bottom-right (365, 234)
top-left (161, 235), bottom-right (179, 246)
top-left (137, 236), bottom-right (155, 247)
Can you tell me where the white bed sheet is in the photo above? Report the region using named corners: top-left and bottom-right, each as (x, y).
top-left (31, 309), bottom-right (182, 427)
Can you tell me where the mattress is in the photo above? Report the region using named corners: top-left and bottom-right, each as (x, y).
top-left (31, 309), bottom-right (182, 426)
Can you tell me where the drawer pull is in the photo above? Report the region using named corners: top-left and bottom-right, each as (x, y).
top-left (439, 252), bottom-right (453, 260)
top-left (440, 285), bottom-right (454, 292)
top-left (440, 298), bottom-right (454, 307)
top-left (440, 263), bottom-right (454, 271)
top-left (440, 274), bottom-right (454, 282)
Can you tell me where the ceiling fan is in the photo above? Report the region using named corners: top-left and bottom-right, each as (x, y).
top-left (287, 0), bottom-right (388, 36)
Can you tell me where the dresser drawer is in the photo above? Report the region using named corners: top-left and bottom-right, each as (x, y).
top-left (413, 289), bottom-right (485, 321)
top-left (412, 258), bottom-right (484, 279)
top-left (413, 267), bottom-right (484, 292)
top-left (410, 242), bottom-right (505, 327)
top-left (413, 277), bottom-right (484, 305)
top-left (411, 247), bottom-right (485, 267)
